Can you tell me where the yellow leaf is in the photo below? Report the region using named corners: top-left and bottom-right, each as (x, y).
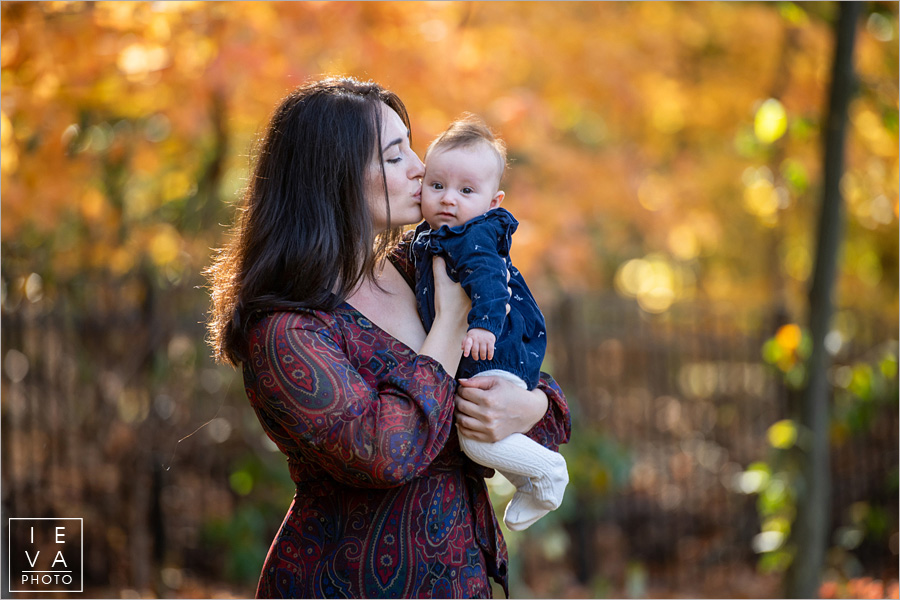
top-left (117, 43), bottom-right (171, 79)
top-left (668, 224), bottom-right (700, 260)
top-left (0, 111), bottom-right (12, 146)
top-left (80, 188), bottom-right (107, 222)
top-left (767, 419), bottom-right (798, 450)
top-left (149, 225), bottom-right (181, 267)
top-left (775, 324), bottom-right (802, 353)
top-left (754, 99), bottom-right (787, 144)
top-left (0, 111), bottom-right (16, 175)
top-left (743, 179), bottom-right (779, 218)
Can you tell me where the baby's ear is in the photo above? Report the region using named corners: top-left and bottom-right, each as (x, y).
top-left (490, 190), bottom-right (505, 209)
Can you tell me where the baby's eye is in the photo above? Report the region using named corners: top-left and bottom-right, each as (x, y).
top-left (431, 182), bottom-right (444, 190)
top-left (461, 187), bottom-right (474, 194)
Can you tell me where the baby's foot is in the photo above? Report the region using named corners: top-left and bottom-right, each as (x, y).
top-left (528, 454), bottom-right (569, 510)
top-left (504, 491), bottom-right (551, 531)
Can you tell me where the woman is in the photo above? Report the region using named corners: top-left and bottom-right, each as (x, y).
top-left (207, 77), bottom-right (570, 598)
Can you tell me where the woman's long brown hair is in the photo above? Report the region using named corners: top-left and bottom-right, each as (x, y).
top-left (206, 77), bottom-right (409, 365)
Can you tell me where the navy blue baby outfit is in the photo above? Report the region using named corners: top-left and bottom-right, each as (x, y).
top-left (411, 208), bottom-right (546, 389)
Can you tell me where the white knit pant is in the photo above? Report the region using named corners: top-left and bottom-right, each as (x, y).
top-left (459, 370), bottom-right (569, 530)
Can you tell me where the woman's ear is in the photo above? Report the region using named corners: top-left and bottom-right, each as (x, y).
top-left (490, 190), bottom-right (505, 209)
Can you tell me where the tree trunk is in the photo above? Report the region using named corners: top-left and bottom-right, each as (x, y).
top-left (784, 2), bottom-right (861, 597)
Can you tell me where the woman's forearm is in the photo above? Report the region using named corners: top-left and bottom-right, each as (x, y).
top-left (419, 315), bottom-right (466, 376)
top-left (518, 386), bottom-right (550, 434)
top-left (419, 255), bottom-right (470, 376)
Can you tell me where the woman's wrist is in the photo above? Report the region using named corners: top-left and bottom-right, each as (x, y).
top-left (519, 387), bottom-right (549, 433)
top-left (431, 297), bottom-right (469, 346)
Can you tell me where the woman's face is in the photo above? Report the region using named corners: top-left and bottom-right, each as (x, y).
top-left (366, 103), bottom-right (425, 232)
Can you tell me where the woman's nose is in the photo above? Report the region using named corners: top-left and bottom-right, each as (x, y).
top-left (409, 153), bottom-right (425, 178)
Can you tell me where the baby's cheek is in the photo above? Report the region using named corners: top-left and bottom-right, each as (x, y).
top-left (420, 192), bottom-right (438, 212)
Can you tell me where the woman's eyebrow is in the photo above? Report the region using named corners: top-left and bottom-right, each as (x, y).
top-left (382, 131), bottom-right (410, 153)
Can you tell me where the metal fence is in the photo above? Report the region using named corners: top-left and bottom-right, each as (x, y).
top-left (527, 293), bottom-right (899, 597)
top-left (1, 288), bottom-right (897, 598)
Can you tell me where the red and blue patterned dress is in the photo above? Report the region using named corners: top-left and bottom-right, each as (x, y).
top-left (242, 239), bottom-right (571, 598)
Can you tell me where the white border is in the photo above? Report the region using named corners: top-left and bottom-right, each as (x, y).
top-left (8, 518), bottom-right (83, 593)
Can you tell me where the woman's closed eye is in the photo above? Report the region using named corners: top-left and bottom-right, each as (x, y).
top-left (386, 156), bottom-right (403, 164)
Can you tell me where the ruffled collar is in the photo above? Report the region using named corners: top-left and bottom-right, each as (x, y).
top-left (415, 207), bottom-right (518, 240)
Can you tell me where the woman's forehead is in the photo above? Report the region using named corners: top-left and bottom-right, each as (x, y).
top-left (380, 103), bottom-right (407, 134)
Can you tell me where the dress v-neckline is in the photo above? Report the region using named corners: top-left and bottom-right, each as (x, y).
top-left (339, 255), bottom-right (423, 355)
top-left (338, 300), bottom-right (420, 356)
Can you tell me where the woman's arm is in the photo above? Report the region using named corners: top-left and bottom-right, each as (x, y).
top-left (418, 256), bottom-right (470, 375)
top-left (454, 372), bottom-right (571, 451)
top-left (245, 311), bottom-right (457, 489)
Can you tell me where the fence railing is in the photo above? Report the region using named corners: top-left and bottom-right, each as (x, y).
top-left (2, 290), bottom-right (897, 597)
top-left (533, 293), bottom-right (898, 596)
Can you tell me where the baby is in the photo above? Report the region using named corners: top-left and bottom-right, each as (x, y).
top-left (411, 114), bottom-right (568, 531)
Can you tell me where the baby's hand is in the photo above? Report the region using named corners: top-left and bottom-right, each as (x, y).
top-left (463, 328), bottom-right (496, 361)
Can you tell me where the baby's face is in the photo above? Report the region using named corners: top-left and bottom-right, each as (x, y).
top-left (421, 143), bottom-right (504, 229)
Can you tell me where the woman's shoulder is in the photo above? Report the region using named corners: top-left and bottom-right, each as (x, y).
top-left (248, 307), bottom-right (345, 341)
top-left (392, 228), bottom-right (416, 255)
top-left (243, 307), bottom-right (354, 369)
top-left (388, 229), bottom-right (418, 284)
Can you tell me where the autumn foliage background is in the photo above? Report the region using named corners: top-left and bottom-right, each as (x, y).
top-left (1, 2), bottom-right (898, 598)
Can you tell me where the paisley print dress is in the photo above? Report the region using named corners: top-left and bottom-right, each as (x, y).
top-left (242, 241), bottom-right (571, 598)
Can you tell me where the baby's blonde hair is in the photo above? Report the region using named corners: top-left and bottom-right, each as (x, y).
top-left (425, 113), bottom-right (508, 181)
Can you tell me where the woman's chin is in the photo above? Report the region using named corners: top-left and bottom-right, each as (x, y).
top-left (397, 208), bottom-right (424, 227)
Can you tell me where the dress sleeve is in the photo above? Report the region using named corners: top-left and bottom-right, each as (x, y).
top-left (525, 372), bottom-right (571, 452)
top-left (245, 311), bottom-right (457, 488)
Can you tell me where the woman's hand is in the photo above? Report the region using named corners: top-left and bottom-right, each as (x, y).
top-left (418, 256), bottom-right (470, 376)
top-left (454, 376), bottom-right (549, 443)
top-left (431, 256), bottom-right (470, 328)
